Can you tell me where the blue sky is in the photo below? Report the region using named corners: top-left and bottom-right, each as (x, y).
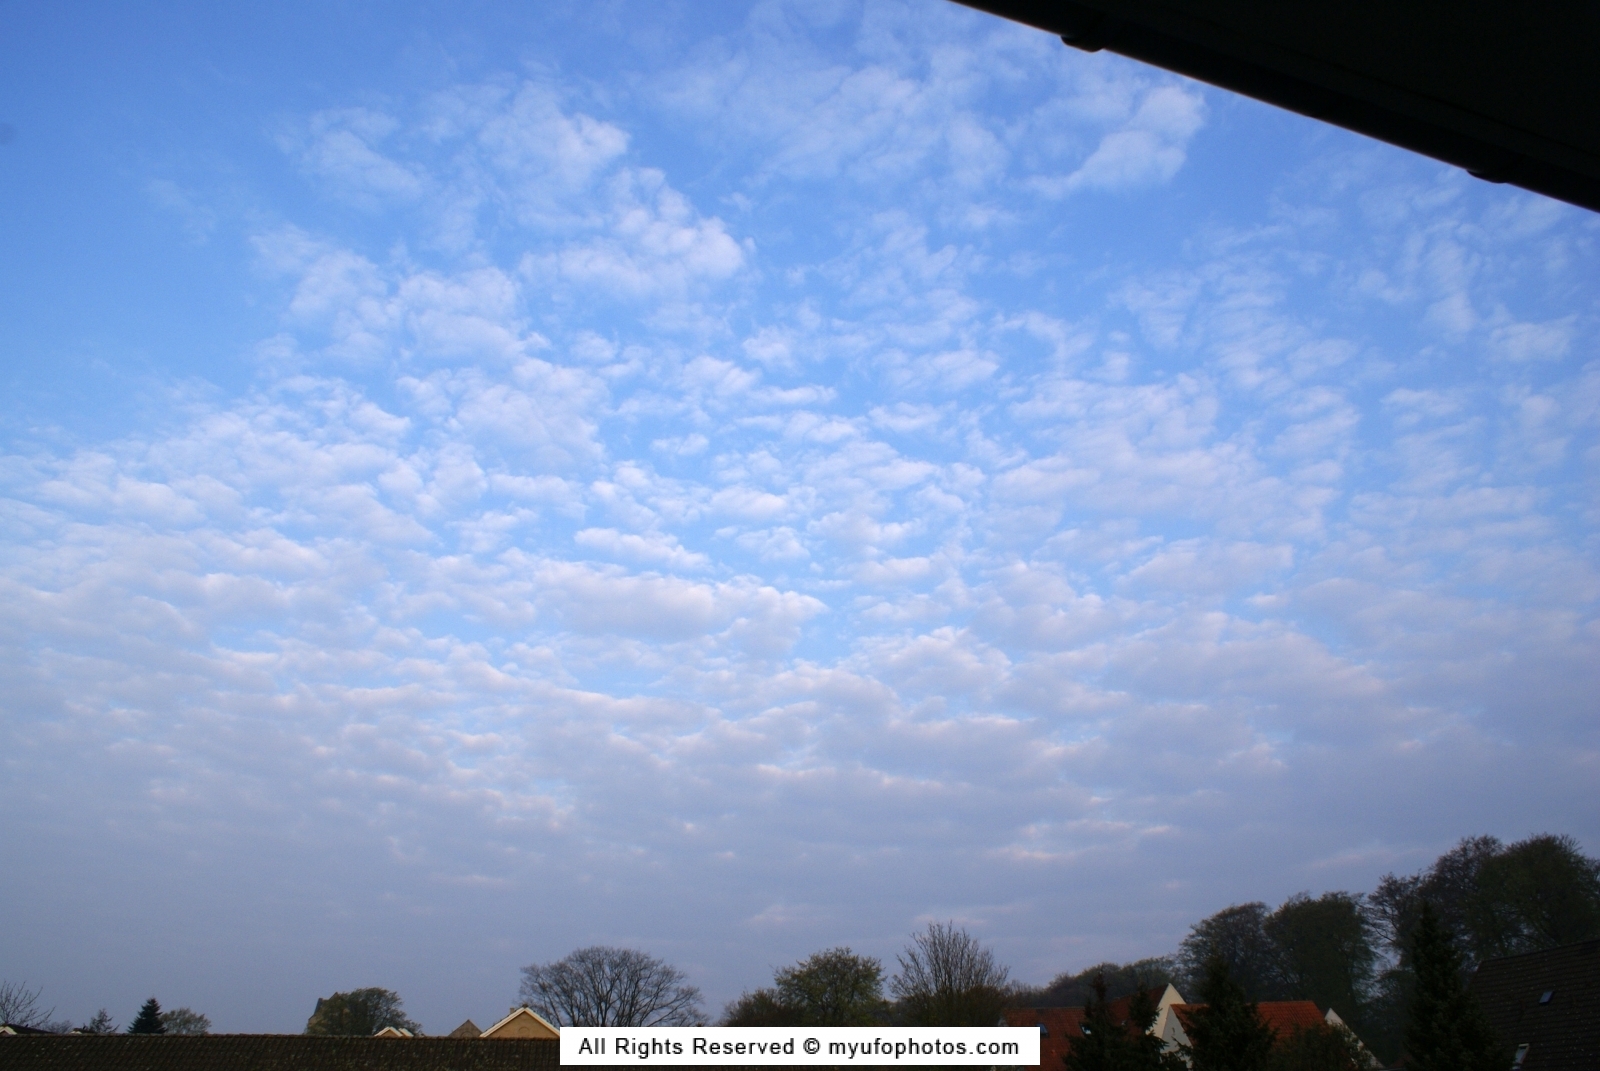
top-left (3, 0), bottom-right (1597, 1035)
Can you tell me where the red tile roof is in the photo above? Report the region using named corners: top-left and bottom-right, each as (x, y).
top-left (1005, 997), bottom-right (1148, 1067)
top-left (1172, 1000), bottom-right (1327, 1040)
top-left (1259, 1001), bottom-right (1331, 1036)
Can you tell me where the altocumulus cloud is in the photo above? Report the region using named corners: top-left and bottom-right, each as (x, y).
top-left (1, 0), bottom-right (1597, 1036)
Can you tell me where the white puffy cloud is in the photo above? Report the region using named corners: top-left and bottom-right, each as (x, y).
top-left (655, 0), bottom-right (1209, 211)
top-left (574, 527), bottom-right (711, 571)
top-left (1036, 83), bottom-right (1208, 195)
top-left (286, 107), bottom-right (427, 207)
top-left (3, 0), bottom-right (1597, 1036)
top-left (532, 168), bottom-right (747, 296)
top-left (1489, 315), bottom-right (1575, 362)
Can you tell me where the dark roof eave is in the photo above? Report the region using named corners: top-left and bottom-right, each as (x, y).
top-left (950, 0), bottom-right (1600, 213)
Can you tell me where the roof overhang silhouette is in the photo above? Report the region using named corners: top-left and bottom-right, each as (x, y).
top-left (952, 0), bottom-right (1600, 213)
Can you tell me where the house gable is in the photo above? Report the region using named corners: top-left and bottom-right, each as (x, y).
top-left (481, 1006), bottom-right (560, 1039)
top-left (1007, 984), bottom-right (1188, 1067)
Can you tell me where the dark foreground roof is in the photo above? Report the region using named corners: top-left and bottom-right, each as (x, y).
top-left (1470, 938), bottom-right (1600, 1071)
top-left (0, 1035), bottom-right (819, 1071)
top-left (0, 1035), bottom-right (562, 1071)
top-left (951, 0), bottom-right (1600, 213)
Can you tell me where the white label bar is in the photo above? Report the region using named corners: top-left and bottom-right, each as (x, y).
top-left (560, 1026), bottom-right (1040, 1065)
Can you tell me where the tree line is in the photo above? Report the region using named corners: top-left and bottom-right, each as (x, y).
top-left (511, 920), bottom-right (1013, 1030)
top-left (4, 829), bottom-right (1592, 1067)
top-left (0, 987), bottom-right (209, 1036)
top-left (717, 920), bottom-right (1013, 1028)
top-left (1022, 832), bottom-right (1598, 1067)
top-left (1064, 894), bottom-right (1513, 1071)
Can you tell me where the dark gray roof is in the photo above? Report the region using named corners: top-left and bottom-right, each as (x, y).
top-left (0, 1035), bottom-right (814, 1071)
top-left (1470, 938), bottom-right (1600, 1071)
top-left (951, 0), bottom-right (1600, 213)
top-left (0, 1035), bottom-right (562, 1071)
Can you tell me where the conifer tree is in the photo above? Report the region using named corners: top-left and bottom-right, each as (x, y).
top-left (1064, 974), bottom-right (1184, 1071)
top-left (1180, 955), bottom-right (1275, 1071)
top-left (1402, 902), bottom-right (1504, 1071)
top-left (1124, 986), bottom-right (1187, 1071)
top-left (1064, 974), bottom-right (1124, 1071)
top-left (128, 998), bottom-right (166, 1035)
